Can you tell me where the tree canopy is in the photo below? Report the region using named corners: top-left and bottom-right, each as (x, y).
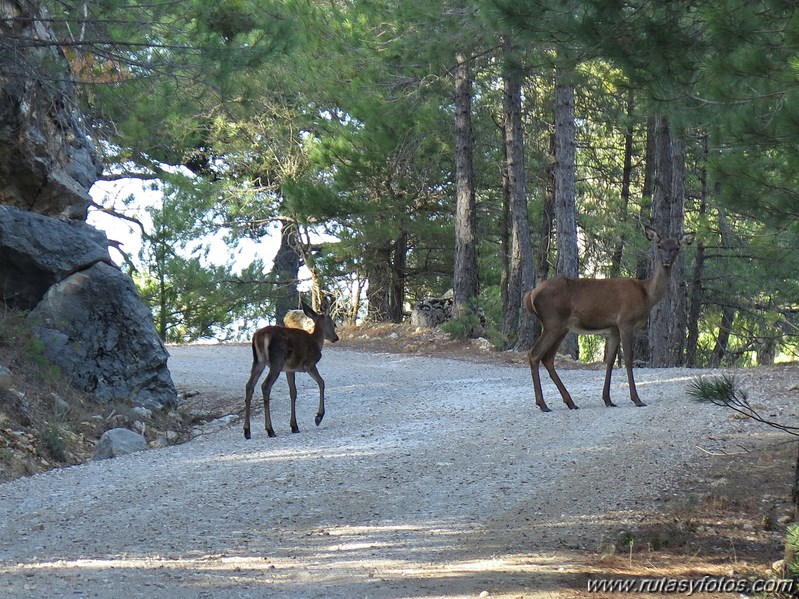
top-left (13, 0), bottom-right (799, 363)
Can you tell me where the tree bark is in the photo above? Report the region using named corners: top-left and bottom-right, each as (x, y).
top-left (536, 122), bottom-right (556, 287)
top-left (648, 115), bottom-right (689, 367)
top-left (366, 234), bottom-right (406, 323)
top-left (610, 89), bottom-right (635, 278)
top-left (685, 136), bottom-right (708, 366)
top-left (453, 52), bottom-right (479, 330)
top-left (500, 128), bottom-right (511, 315)
top-left (634, 116), bottom-right (658, 364)
top-left (271, 220), bottom-right (301, 324)
top-left (553, 65), bottom-right (579, 359)
top-left (500, 39), bottom-right (536, 351)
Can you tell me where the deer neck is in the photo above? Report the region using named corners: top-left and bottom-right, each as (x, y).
top-left (310, 323), bottom-right (326, 346)
top-left (644, 260), bottom-right (673, 308)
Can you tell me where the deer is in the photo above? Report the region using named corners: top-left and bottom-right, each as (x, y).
top-left (243, 298), bottom-right (339, 439)
top-left (523, 225), bottom-right (694, 412)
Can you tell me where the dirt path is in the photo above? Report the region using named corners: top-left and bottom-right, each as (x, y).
top-left (0, 345), bottom-right (789, 598)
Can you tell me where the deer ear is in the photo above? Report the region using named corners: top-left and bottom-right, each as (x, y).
top-left (680, 232), bottom-right (695, 247)
top-left (644, 225), bottom-right (660, 243)
top-left (301, 301), bottom-right (317, 318)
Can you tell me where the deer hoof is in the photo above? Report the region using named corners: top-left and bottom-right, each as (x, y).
top-left (537, 404), bottom-right (552, 413)
top-left (267, 429), bottom-right (276, 438)
top-left (568, 404), bottom-right (580, 410)
top-left (291, 426), bottom-right (300, 434)
top-left (633, 401), bottom-right (647, 407)
top-left (605, 401), bottom-right (618, 408)
top-left (315, 413), bottom-right (325, 426)
top-left (243, 427), bottom-right (251, 440)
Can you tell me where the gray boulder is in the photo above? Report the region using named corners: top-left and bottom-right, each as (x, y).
top-left (0, 207), bottom-right (176, 409)
top-left (31, 261), bottom-right (177, 409)
top-left (93, 428), bottom-right (148, 461)
top-left (0, 2), bottom-right (175, 411)
top-left (411, 297), bottom-right (454, 328)
top-left (0, 205), bottom-right (113, 310)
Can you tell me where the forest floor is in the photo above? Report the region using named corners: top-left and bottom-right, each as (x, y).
top-left (0, 320), bottom-right (798, 597)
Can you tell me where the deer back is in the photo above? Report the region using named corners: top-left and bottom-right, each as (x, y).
top-left (252, 325), bottom-right (324, 373)
top-left (526, 276), bottom-right (651, 333)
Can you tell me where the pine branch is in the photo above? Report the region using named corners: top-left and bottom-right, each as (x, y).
top-left (688, 374), bottom-right (799, 437)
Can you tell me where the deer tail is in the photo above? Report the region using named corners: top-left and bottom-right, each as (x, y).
top-left (251, 329), bottom-right (273, 366)
top-left (523, 289), bottom-right (538, 316)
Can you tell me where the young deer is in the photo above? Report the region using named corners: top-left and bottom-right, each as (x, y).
top-left (243, 299), bottom-right (339, 439)
top-left (524, 225), bottom-right (694, 412)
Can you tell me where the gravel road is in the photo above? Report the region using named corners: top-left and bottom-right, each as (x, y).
top-left (0, 344), bottom-right (769, 598)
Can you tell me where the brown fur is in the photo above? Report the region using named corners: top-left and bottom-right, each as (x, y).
top-left (243, 299), bottom-right (339, 438)
top-left (524, 226), bottom-right (694, 412)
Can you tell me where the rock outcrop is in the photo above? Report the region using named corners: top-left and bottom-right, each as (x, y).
top-left (0, 2), bottom-right (176, 411)
top-left (0, 0), bottom-right (102, 219)
top-left (0, 206), bottom-right (111, 310)
top-left (0, 206), bottom-right (177, 409)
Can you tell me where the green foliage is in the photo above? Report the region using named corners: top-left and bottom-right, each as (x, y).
top-left (27, 338), bottom-right (54, 372)
top-left (442, 300), bottom-right (484, 341)
top-left (38, 422), bottom-right (67, 462)
top-left (687, 374), bottom-right (747, 405)
top-left (38, 0), bottom-right (799, 360)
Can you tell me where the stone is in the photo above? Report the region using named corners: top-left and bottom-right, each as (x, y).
top-left (132, 407), bottom-right (153, 419)
top-left (410, 297), bottom-right (454, 328)
top-left (0, 1), bottom-right (176, 412)
top-left (30, 261), bottom-right (177, 409)
top-left (0, 0), bottom-right (102, 219)
top-left (92, 428), bottom-right (148, 461)
top-left (0, 205), bottom-right (113, 310)
top-left (50, 393), bottom-right (70, 417)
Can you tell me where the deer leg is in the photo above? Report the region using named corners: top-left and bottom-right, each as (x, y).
top-left (286, 371), bottom-right (299, 433)
top-left (261, 367), bottom-right (282, 437)
top-left (243, 360), bottom-right (266, 439)
top-left (620, 328), bottom-right (645, 407)
top-left (541, 331), bottom-right (578, 410)
top-left (528, 336), bottom-right (552, 413)
top-left (528, 328), bottom-right (570, 412)
top-left (307, 365), bottom-right (326, 426)
top-left (602, 331), bottom-right (621, 407)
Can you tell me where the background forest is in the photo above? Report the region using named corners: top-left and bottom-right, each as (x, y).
top-left (19, 0), bottom-right (799, 367)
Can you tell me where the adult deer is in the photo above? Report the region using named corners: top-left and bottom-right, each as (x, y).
top-left (243, 298), bottom-right (339, 439)
top-left (523, 225), bottom-right (694, 412)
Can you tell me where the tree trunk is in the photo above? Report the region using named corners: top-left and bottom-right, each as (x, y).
top-left (648, 116), bottom-right (689, 367)
top-left (366, 235), bottom-right (406, 323)
top-left (270, 221), bottom-right (301, 324)
top-left (453, 52), bottom-right (479, 331)
top-left (634, 116), bottom-right (658, 365)
top-left (610, 89), bottom-right (635, 278)
top-left (534, 130), bottom-right (555, 287)
top-left (708, 307), bottom-right (736, 367)
top-left (500, 127), bottom-right (511, 315)
top-left (500, 39), bottom-right (536, 351)
top-left (685, 136), bottom-right (708, 366)
top-left (391, 230), bottom-right (408, 322)
top-left (707, 207), bottom-right (736, 367)
top-left (553, 65), bottom-right (579, 359)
